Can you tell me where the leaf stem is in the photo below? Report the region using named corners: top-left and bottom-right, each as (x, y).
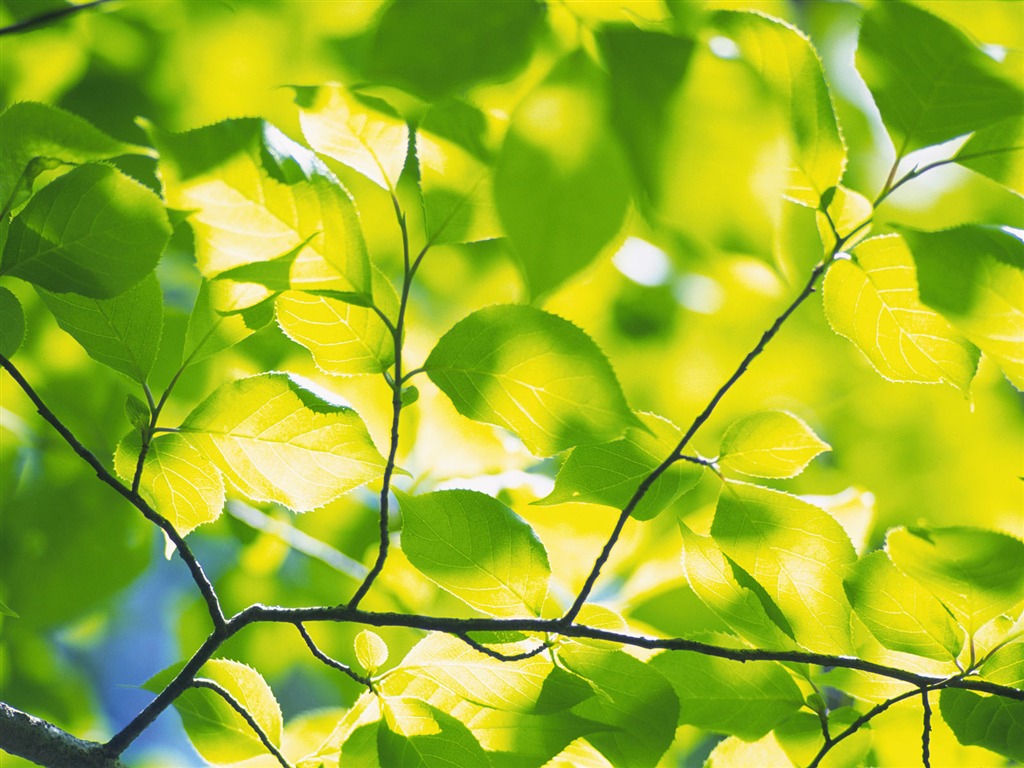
top-left (190, 679), bottom-right (294, 768)
top-left (295, 623), bottom-right (374, 688)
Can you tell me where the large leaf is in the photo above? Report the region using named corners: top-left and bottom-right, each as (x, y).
top-left (886, 526), bottom-right (1024, 636)
top-left (1, 164), bottom-right (171, 298)
top-left (0, 287), bottom-right (25, 357)
top-left (149, 119), bottom-right (370, 297)
top-left (844, 551), bottom-right (963, 662)
top-left (397, 490), bottom-right (550, 617)
top-left (713, 11), bottom-right (846, 206)
top-left (536, 413), bottom-right (701, 521)
top-left (719, 409), bottom-right (830, 479)
top-left (38, 273), bottom-right (162, 382)
top-left (955, 116), bottom-right (1024, 196)
top-left (378, 697), bottom-right (490, 768)
top-left (940, 689), bottom-right (1024, 762)
top-left (424, 305), bottom-right (637, 457)
top-left (651, 652), bottom-right (803, 740)
top-left (557, 643), bottom-right (678, 768)
top-left (857, 0), bottom-right (1023, 153)
top-left (711, 481), bottom-right (857, 654)
top-left (901, 225), bottom-right (1024, 389)
top-left (823, 235), bottom-right (979, 393)
top-left (0, 101), bottom-right (148, 214)
top-left (494, 53), bottom-right (630, 297)
top-left (364, 0), bottom-right (545, 101)
top-left (114, 431), bottom-right (225, 538)
top-left (144, 658), bottom-right (283, 766)
top-left (180, 373), bottom-right (386, 512)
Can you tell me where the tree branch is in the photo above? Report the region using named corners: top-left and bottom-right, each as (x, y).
top-left (295, 623), bottom-right (373, 687)
top-left (457, 632), bottom-right (550, 662)
top-left (191, 679), bottom-right (293, 768)
top-left (0, 0), bottom-right (115, 37)
top-left (921, 688), bottom-right (932, 768)
top-left (0, 703), bottom-right (126, 768)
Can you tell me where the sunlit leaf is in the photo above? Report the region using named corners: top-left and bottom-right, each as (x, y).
top-left (182, 280), bottom-right (270, 367)
top-left (355, 630), bottom-right (388, 676)
top-left (980, 641), bottom-right (1024, 688)
top-left (704, 733), bottom-right (792, 768)
top-left (425, 305), bottom-right (638, 457)
top-left (719, 409), bottom-right (830, 479)
top-left (775, 708), bottom-right (871, 768)
top-left (955, 117), bottom-right (1024, 196)
top-left (378, 697), bottom-right (490, 768)
top-left (844, 551), bottom-right (963, 661)
top-left (817, 185), bottom-right (872, 252)
top-left (495, 53), bottom-right (630, 297)
top-left (397, 489), bottom-right (549, 617)
top-left (857, 0), bottom-right (1023, 153)
top-left (38, 273), bottom-right (162, 382)
top-left (0, 286), bottom-right (25, 357)
top-left (180, 373), bottom-right (386, 512)
top-left (1, 164), bottom-right (171, 298)
top-left (536, 413), bottom-right (700, 521)
top-left (940, 689), bottom-right (1024, 762)
top-left (886, 526), bottom-right (1024, 636)
top-left (822, 235), bottom-right (979, 392)
top-left (651, 651), bottom-right (803, 740)
top-left (712, 481), bottom-right (857, 654)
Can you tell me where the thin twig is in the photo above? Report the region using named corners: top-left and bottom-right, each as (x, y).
top-left (295, 623), bottom-right (373, 687)
top-left (0, 0), bottom-right (114, 37)
top-left (457, 633), bottom-right (549, 662)
top-left (921, 688), bottom-right (932, 768)
top-left (191, 679), bottom-right (293, 768)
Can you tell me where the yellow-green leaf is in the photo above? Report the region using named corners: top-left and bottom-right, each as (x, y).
top-left (378, 697), bottom-right (489, 768)
top-left (355, 630), bottom-right (388, 676)
top-left (719, 410), bottom-right (830, 479)
top-left (0, 287), bottom-right (25, 358)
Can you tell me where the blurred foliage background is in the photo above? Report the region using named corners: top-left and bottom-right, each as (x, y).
top-left (1, 0), bottom-right (1021, 765)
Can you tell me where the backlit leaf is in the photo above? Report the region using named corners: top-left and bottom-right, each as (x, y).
top-left (980, 642), bottom-right (1024, 688)
top-left (182, 280), bottom-right (269, 367)
top-left (180, 373), bottom-right (386, 512)
top-left (719, 409), bottom-right (830, 479)
top-left (940, 689), bottom-right (1024, 762)
top-left (38, 273), bottom-right (162, 382)
top-left (378, 697), bottom-right (490, 768)
top-left (355, 630), bottom-right (388, 676)
top-left (0, 287), bottom-right (25, 357)
top-left (397, 489), bottom-right (549, 617)
top-left (705, 733), bottom-right (792, 768)
top-left (1, 164), bottom-right (171, 298)
top-left (425, 305), bottom-right (637, 457)
top-left (822, 235), bottom-right (979, 392)
top-left (712, 481), bottom-right (857, 654)
top-left (775, 708), bottom-right (871, 768)
top-left (955, 117), bottom-right (1024, 196)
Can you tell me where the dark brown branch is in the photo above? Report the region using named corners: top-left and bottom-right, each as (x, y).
top-left (295, 623), bottom-right (373, 687)
top-left (457, 632), bottom-right (549, 662)
top-left (0, 355), bottom-right (225, 631)
top-left (191, 679), bottom-right (293, 768)
top-left (0, 0), bottom-right (115, 37)
top-left (0, 703), bottom-right (126, 768)
top-left (921, 688), bottom-right (932, 768)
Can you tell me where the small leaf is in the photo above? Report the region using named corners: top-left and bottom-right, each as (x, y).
top-left (180, 373), bottom-right (386, 512)
top-left (940, 689), bottom-right (1024, 762)
top-left (857, 0), bottom-right (1023, 153)
top-left (125, 394), bottom-right (151, 434)
top-left (844, 551), bottom-right (963, 661)
top-left (536, 413), bottom-right (701, 520)
top-left (817, 185), bottom-right (872, 252)
top-left (400, 385), bottom-right (419, 407)
top-left (1, 164), bottom-right (171, 298)
top-left (886, 526), bottom-right (1024, 636)
top-left (182, 280), bottom-right (264, 367)
top-left (145, 658), bottom-right (283, 766)
top-left (495, 52), bottom-right (630, 297)
top-left (0, 287), bottom-right (25, 357)
top-left (355, 630), bottom-right (388, 676)
top-left (378, 697), bottom-right (490, 768)
top-left (114, 431), bottom-right (225, 537)
top-left (397, 489), bottom-right (550, 617)
top-left (425, 304), bottom-right (638, 457)
top-left (823, 235), bottom-right (979, 392)
top-left (712, 481), bottom-right (857, 654)
top-left (651, 652), bottom-right (803, 740)
top-left (719, 410), bottom-right (830, 479)
top-left (38, 273), bottom-right (163, 382)
top-left (955, 116), bottom-right (1024, 195)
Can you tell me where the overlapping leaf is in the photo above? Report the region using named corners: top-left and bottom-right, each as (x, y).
top-left (940, 689), bottom-right (1024, 762)
top-left (378, 697), bottom-right (490, 768)
top-left (955, 117), bottom-right (1024, 196)
top-left (0, 287), bottom-right (25, 357)
top-left (719, 409), bottom-right (830, 479)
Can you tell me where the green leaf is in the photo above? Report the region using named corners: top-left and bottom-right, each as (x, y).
top-left (0, 600), bottom-right (18, 619)
top-left (365, 0), bottom-right (544, 101)
top-left (182, 280), bottom-right (265, 367)
top-left (425, 305), bottom-right (637, 457)
top-left (495, 53), bottom-right (630, 297)
top-left (712, 11), bottom-right (846, 207)
top-left (0, 286), bottom-right (25, 357)
top-left (981, 641), bottom-right (1024, 688)
top-left (775, 708), bottom-right (871, 768)
top-left (145, 658), bottom-right (283, 766)
top-left (557, 643), bottom-right (678, 768)
top-left (719, 410), bottom-right (830, 479)
top-left (1, 164), bottom-right (171, 298)
top-left (940, 689), bottom-right (1024, 762)
top-left (179, 373), bottom-right (386, 512)
top-left (124, 394), bottom-right (150, 434)
top-left (0, 102), bottom-right (150, 214)
top-left (857, 0), bottom-right (1023, 153)
top-left (886, 526), bottom-right (1024, 636)
top-left (294, 84), bottom-right (409, 191)
top-left (148, 119), bottom-right (370, 297)
top-left (705, 733), bottom-right (792, 768)
top-left (901, 225), bottom-right (1024, 389)
top-left (114, 431), bottom-right (225, 537)
top-left (598, 24), bottom-right (695, 205)
top-left (822, 235), bottom-right (980, 393)
top-left (844, 551), bottom-right (963, 661)
top-left (38, 273), bottom-right (163, 382)
top-left (276, 267), bottom-right (398, 376)
top-left (397, 489), bottom-right (550, 617)
top-left (355, 630), bottom-right (388, 676)
top-left (536, 413), bottom-right (701, 521)
top-left (712, 481), bottom-right (857, 654)
top-left (680, 523), bottom-right (797, 650)
top-left (955, 117), bottom-right (1024, 195)
top-left (378, 697), bottom-right (491, 768)
top-left (650, 652), bottom-right (803, 740)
